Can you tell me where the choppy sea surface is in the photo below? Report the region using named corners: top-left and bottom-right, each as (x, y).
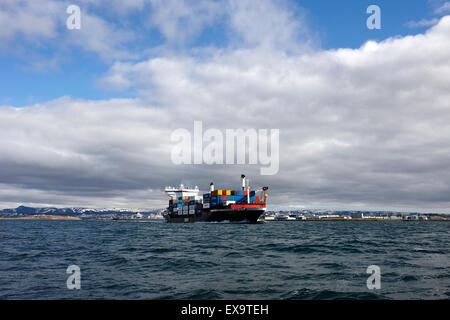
top-left (0, 220), bottom-right (449, 300)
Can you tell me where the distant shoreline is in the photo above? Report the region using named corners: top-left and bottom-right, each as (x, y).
top-left (266, 218), bottom-right (450, 222)
top-left (0, 215), bottom-right (449, 221)
top-left (0, 215), bottom-right (167, 221)
top-left (0, 215), bottom-right (81, 220)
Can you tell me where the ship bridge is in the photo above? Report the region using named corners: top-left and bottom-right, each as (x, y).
top-left (165, 184), bottom-right (199, 200)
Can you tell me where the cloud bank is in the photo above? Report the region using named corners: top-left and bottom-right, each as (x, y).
top-left (1, 2), bottom-right (450, 212)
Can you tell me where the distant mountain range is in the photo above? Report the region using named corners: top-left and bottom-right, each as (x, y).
top-left (0, 206), bottom-right (162, 218)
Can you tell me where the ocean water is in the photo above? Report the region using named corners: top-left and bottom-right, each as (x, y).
top-left (0, 220), bottom-right (449, 300)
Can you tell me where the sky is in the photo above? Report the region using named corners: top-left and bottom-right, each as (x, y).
top-left (1, 0), bottom-right (450, 212)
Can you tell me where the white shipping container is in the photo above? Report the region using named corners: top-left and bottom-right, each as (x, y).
top-left (203, 203), bottom-right (210, 209)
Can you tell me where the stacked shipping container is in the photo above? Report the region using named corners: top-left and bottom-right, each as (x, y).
top-left (169, 189), bottom-right (264, 215)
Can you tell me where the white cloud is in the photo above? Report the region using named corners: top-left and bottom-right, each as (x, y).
top-left (406, 1), bottom-right (450, 29)
top-left (65, 11), bottom-right (137, 61)
top-left (79, 0), bottom-right (147, 14)
top-left (136, 0), bottom-right (314, 51)
top-left (406, 18), bottom-right (440, 28)
top-left (0, 0), bottom-right (61, 43)
top-left (435, 1), bottom-right (450, 14)
top-left (227, 0), bottom-right (314, 52)
top-left (0, 183), bottom-right (165, 209)
top-left (0, 0), bottom-right (137, 61)
top-left (147, 0), bottom-right (224, 44)
top-left (0, 0), bottom-right (314, 65)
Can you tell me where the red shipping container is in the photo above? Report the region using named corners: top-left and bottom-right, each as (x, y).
top-left (243, 191), bottom-right (248, 196)
top-left (255, 196), bottom-right (259, 202)
top-left (222, 195), bottom-right (226, 201)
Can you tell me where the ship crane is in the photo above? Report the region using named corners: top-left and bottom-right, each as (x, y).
top-left (254, 186), bottom-right (269, 203)
top-left (242, 174), bottom-right (268, 204)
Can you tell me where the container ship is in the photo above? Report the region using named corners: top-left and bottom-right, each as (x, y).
top-left (164, 175), bottom-right (268, 223)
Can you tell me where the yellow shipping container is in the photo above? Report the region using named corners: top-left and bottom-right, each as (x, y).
top-left (225, 190), bottom-right (231, 195)
top-left (217, 190), bottom-right (223, 195)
